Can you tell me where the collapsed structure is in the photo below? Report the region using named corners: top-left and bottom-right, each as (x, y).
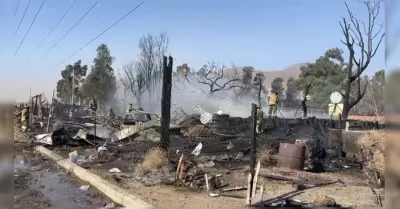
top-left (14, 98), bottom-right (385, 208)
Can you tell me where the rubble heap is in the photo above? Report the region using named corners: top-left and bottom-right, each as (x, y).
top-left (356, 130), bottom-right (385, 185)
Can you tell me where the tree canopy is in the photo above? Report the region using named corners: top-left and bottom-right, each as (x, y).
top-left (56, 60), bottom-right (87, 104)
top-left (81, 44), bottom-right (117, 109)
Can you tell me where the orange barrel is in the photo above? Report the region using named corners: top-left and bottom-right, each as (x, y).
top-left (277, 142), bottom-right (306, 170)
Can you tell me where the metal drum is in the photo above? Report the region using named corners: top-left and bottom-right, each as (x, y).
top-left (277, 142), bottom-right (306, 170)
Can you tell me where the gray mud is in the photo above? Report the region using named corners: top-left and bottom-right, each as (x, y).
top-left (14, 143), bottom-right (116, 209)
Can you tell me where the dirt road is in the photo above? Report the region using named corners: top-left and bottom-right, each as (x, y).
top-left (14, 140), bottom-right (115, 209)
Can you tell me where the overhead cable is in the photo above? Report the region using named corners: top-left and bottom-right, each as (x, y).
top-left (14, 1), bottom-right (45, 56)
top-left (47, 1), bottom-right (145, 73)
top-left (18, 1), bottom-right (146, 90)
top-left (14, 1), bottom-right (30, 38)
top-left (37, 1), bottom-right (99, 63)
top-left (14, 0), bottom-right (20, 16)
top-left (27, 0), bottom-right (77, 59)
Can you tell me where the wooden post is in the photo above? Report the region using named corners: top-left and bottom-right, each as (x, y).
top-left (250, 103), bottom-right (257, 174)
top-left (30, 94), bottom-right (34, 127)
top-left (246, 103), bottom-right (257, 204)
top-left (46, 90), bottom-right (55, 132)
top-left (94, 111), bottom-right (97, 148)
top-left (338, 113), bottom-right (343, 157)
top-left (38, 94), bottom-right (43, 128)
top-left (251, 160), bottom-right (261, 198)
top-left (160, 56), bottom-right (173, 151)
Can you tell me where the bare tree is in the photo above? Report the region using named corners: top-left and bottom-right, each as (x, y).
top-left (339, 1), bottom-right (385, 120)
top-left (197, 60), bottom-right (241, 93)
top-left (119, 62), bottom-right (147, 107)
top-left (137, 32), bottom-right (169, 105)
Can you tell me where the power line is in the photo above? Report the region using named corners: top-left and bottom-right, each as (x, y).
top-left (47, 1), bottom-right (145, 73)
top-left (14, 1), bottom-right (45, 56)
top-left (27, 0), bottom-right (77, 59)
top-left (14, 1), bottom-right (30, 38)
top-left (37, 1), bottom-right (99, 63)
top-left (14, 0), bottom-right (20, 16)
top-left (19, 1), bottom-right (145, 91)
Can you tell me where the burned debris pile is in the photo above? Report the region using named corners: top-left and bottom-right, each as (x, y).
top-left (16, 102), bottom-right (385, 208)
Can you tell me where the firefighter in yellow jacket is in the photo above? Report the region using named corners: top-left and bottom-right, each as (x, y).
top-left (256, 104), bottom-right (263, 133)
top-left (126, 103), bottom-right (133, 113)
top-left (21, 104), bottom-right (30, 132)
top-left (268, 92), bottom-right (279, 117)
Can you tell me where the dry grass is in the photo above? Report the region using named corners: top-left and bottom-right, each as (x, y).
top-left (135, 147), bottom-right (168, 175)
top-left (313, 196), bottom-right (337, 207)
top-left (258, 141), bottom-right (278, 165)
top-left (356, 130), bottom-right (385, 176)
top-left (184, 125), bottom-right (212, 137)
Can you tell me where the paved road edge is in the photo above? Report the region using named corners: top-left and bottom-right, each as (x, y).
top-left (35, 145), bottom-right (154, 209)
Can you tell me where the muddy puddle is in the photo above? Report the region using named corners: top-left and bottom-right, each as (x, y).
top-left (14, 154), bottom-right (115, 209)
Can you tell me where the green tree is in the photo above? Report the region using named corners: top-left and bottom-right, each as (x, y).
top-left (285, 77), bottom-right (298, 103)
top-left (234, 66), bottom-right (254, 98)
top-left (308, 48), bottom-right (346, 109)
top-left (56, 60), bottom-right (87, 104)
top-left (176, 63), bottom-right (191, 75)
top-left (271, 77), bottom-right (284, 97)
top-left (175, 63), bottom-right (192, 82)
top-left (350, 70), bottom-right (385, 116)
top-left (81, 44), bottom-right (117, 110)
top-left (297, 48), bottom-right (346, 117)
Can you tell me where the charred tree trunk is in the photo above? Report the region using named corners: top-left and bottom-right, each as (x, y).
top-left (160, 56), bottom-right (173, 151)
top-left (301, 99), bottom-right (307, 118)
top-left (341, 69), bottom-right (352, 121)
top-left (301, 84), bottom-right (311, 118)
top-left (250, 103), bottom-right (257, 177)
top-left (339, 1), bottom-right (384, 120)
top-left (257, 77), bottom-right (262, 107)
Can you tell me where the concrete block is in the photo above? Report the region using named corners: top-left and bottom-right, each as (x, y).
top-left (35, 146), bottom-right (153, 209)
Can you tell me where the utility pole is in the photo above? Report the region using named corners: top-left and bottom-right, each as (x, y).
top-left (160, 56), bottom-right (173, 151)
top-left (72, 68), bottom-right (75, 105)
top-left (124, 88), bottom-right (127, 110)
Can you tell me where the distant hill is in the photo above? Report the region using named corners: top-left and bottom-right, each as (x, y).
top-left (224, 63), bottom-right (307, 92)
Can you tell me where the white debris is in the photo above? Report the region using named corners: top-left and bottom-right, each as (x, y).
top-left (198, 160), bottom-right (215, 168)
top-left (97, 146), bottom-right (107, 152)
top-left (79, 185), bottom-right (90, 190)
top-left (226, 142), bottom-right (234, 150)
top-left (191, 142), bottom-right (203, 156)
top-left (176, 150), bottom-right (180, 155)
top-left (104, 202), bottom-right (116, 208)
top-left (68, 150), bottom-right (79, 163)
top-left (193, 105), bottom-right (213, 124)
top-left (219, 153), bottom-right (230, 161)
top-left (217, 110), bottom-right (223, 115)
top-left (109, 168), bottom-right (121, 173)
top-left (236, 152), bottom-right (244, 159)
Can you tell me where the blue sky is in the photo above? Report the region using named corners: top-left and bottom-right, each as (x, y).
top-left (0, 0), bottom-right (393, 101)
